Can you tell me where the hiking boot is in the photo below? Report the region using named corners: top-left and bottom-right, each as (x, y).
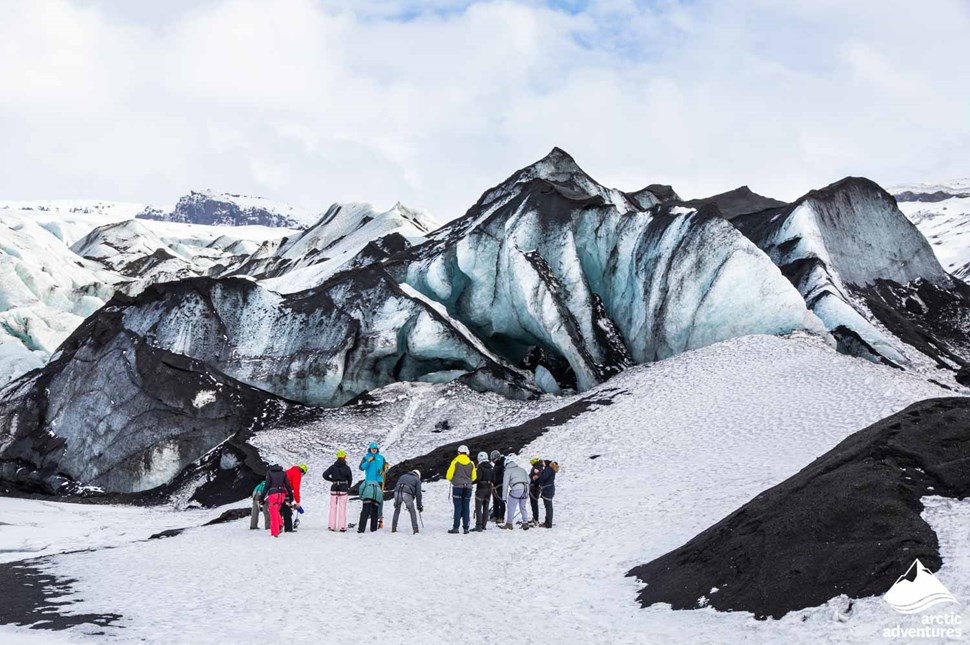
top-left (448, 528), bottom-right (460, 534)
top-left (500, 523), bottom-right (513, 530)
top-left (463, 528), bottom-right (470, 534)
top-left (413, 529), bottom-right (419, 535)
top-left (391, 528), bottom-right (397, 533)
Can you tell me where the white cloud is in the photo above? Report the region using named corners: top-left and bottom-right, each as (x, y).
top-left (0, 0), bottom-right (968, 221)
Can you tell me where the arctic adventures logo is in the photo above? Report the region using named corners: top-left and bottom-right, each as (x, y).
top-left (883, 559), bottom-right (962, 640)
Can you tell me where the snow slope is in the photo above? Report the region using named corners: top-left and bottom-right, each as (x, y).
top-left (893, 181), bottom-right (970, 279)
top-left (0, 334), bottom-right (960, 644)
top-left (256, 201), bottom-right (437, 292)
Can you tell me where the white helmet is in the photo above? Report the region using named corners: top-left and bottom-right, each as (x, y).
top-left (411, 469), bottom-right (421, 480)
top-left (478, 451), bottom-right (489, 463)
top-left (458, 445), bottom-right (469, 454)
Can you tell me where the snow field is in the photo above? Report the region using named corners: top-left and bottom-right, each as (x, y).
top-left (1, 334), bottom-right (961, 644)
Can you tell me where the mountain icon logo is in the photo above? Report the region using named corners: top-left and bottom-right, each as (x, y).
top-left (884, 559), bottom-right (959, 614)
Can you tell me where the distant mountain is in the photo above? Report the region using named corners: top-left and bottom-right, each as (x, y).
top-left (891, 180), bottom-right (970, 280)
top-left (684, 185), bottom-right (787, 219)
top-left (137, 190), bottom-right (315, 228)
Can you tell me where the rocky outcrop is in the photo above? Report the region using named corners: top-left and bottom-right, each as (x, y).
top-left (629, 397), bottom-right (970, 619)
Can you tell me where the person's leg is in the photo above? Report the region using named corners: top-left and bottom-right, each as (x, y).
top-left (452, 489), bottom-right (461, 531)
top-left (461, 488), bottom-right (471, 531)
top-left (530, 488), bottom-right (539, 524)
top-left (337, 493), bottom-right (348, 530)
top-left (329, 493), bottom-right (339, 530)
top-left (268, 493), bottom-right (284, 537)
top-left (519, 495), bottom-right (529, 525)
top-left (543, 497), bottom-right (553, 528)
top-left (481, 492), bottom-right (491, 529)
top-left (369, 502), bottom-right (379, 532)
top-left (282, 503), bottom-right (293, 532)
top-left (263, 500), bottom-right (270, 529)
top-left (505, 494), bottom-right (516, 524)
top-left (405, 494), bottom-right (418, 532)
top-left (392, 500), bottom-right (402, 532)
top-left (358, 502), bottom-right (370, 533)
top-left (474, 491), bottom-right (484, 529)
top-left (250, 494), bottom-right (260, 529)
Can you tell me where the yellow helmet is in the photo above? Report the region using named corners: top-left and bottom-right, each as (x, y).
top-left (298, 463), bottom-right (308, 474)
top-left (336, 450), bottom-right (347, 459)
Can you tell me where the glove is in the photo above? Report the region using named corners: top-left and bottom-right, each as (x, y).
top-left (417, 505), bottom-right (423, 513)
top-left (296, 505), bottom-right (304, 514)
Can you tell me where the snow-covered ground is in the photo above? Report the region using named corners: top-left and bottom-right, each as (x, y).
top-left (1, 334), bottom-right (963, 644)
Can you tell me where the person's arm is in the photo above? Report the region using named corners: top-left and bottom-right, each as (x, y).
top-left (416, 480), bottom-right (423, 509)
top-left (359, 457), bottom-right (368, 472)
top-left (322, 464), bottom-right (333, 482)
top-left (502, 471), bottom-right (510, 499)
top-left (285, 478), bottom-right (294, 504)
top-left (260, 474), bottom-right (271, 502)
top-left (445, 457), bottom-right (457, 482)
top-left (471, 463), bottom-right (477, 483)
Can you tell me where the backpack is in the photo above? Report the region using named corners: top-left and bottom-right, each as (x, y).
top-left (549, 461), bottom-right (560, 473)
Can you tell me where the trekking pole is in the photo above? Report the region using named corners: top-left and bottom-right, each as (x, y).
top-left (418, 508), bottom-right (425, 530)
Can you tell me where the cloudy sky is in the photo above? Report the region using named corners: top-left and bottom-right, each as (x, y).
top-left (1, 0), bottom-right (967, 221)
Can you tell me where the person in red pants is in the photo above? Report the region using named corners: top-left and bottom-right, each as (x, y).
top-left (282, 464), bottom-right (307, 533)
top-left (260, 464), bottom-right (294, 538)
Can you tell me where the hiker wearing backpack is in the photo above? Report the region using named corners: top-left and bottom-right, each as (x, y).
top-left (473, 452), bottom-right (494, 532)
top-left (501, 458), bottom-right (530, 530)
top-left (490, 450), bottom-right (506, 523)
top-left (281, 464), bottom-right (307, 533)
top-left (358, 479), bottom-right (383, 533)
top-left (446, 445), bottom-right (477, 534)
top-left (538, 460), bottom-right (559, 528)
top-left (528, 457), bottom-right (544, 527)
top-left (392, 470), bottom-right (423, 534)
top-left (358, 443), bottom-right (386, 533)
top-left (323, 450), bottom-right (353, 532)
top-left (260, 464), bottom-right (294, 538)
top-left (249, 480), bottom-right (270, 530)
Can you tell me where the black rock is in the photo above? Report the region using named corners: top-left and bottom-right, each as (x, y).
top-left (628, 397), bottom-right (970, 619)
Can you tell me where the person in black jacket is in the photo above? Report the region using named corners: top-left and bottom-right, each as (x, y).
top-left (473, 452), bottom-right (494, 532)
top-left (528, 458), bottom-right (544, 526)
top-left (537, 460), bottom-right (558, 528)
top-left (260, 464), bottom-right (294, 538)
top-left (323, 450), bottom-right (353, 532)
top-left (490, 450), bottom-right (505, 523)
top-left (392, 470), bottom-right (423, 534)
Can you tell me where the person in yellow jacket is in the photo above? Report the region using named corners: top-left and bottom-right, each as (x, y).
top-left (446, 444), bottom-right (477, 534)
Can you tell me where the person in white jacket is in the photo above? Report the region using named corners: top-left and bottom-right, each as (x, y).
top-left (501, 459), bottom-right (531, 530)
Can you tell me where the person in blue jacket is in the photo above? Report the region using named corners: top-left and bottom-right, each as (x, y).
top-left (360, 442), bottom-right (386, 482)
top-left (358, 442), bottom-right (387, 531)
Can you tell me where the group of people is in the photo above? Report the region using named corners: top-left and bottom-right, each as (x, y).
top-left (445, 445), bottom-right (558, 534)
top-left (250, 442), bottom-right (559, 537)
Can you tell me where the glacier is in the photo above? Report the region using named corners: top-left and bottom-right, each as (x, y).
top-left (732, 177), bottom-right (970, 371)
